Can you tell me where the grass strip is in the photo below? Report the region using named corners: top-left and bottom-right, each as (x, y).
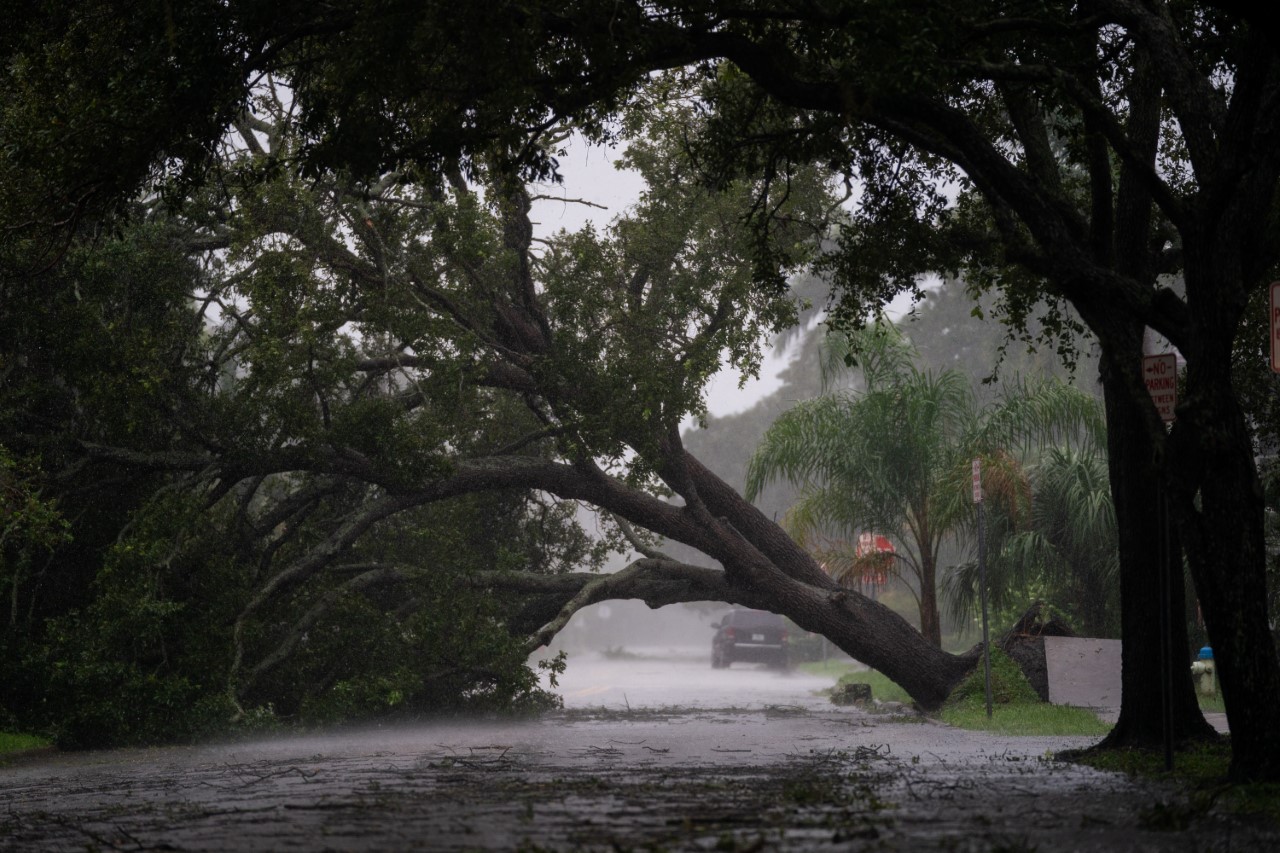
top-left (1072, 741), bottom-right (1280, 825)
top-left (940, 647), bottom-right (1109, 735)
top-left (803, 651), bottom-right (1111, 736)
top-left (798, 661), bottom-right (914, 704)
top-left (0, 731), bottom-right (50, 755)
top-left (941, 702), bottom-right (1110, 736)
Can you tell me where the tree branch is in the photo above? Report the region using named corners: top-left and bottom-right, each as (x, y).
top-left (523, 558), bottom-right (732, 652)
top-left (239, 564), bottom-right (423, 698)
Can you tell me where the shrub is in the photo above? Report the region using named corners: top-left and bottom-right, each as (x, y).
top-left (945, 647), bottom-right (1041, 710)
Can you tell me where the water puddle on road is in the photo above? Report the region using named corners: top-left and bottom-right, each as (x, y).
top-left (4, 699), bottom-right (1274, 851)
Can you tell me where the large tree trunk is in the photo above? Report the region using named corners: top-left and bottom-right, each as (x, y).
top-left (753, 568), bottom-right (977, 708)
top-left (663, 451), bottom-right (978, 707)
top-left (1180, 417), bottom-right (1280, 780)
top-left (1095, 335), bottom-right (1215, 751)
top-left (1079, 46), bottom-right (1216, 753)
top-left (226, 451), bottom-right (984, 711)
top-left (1172, 259), bottom-right (1280, 781)
top-left (484, 557), bottom-right (979, 710)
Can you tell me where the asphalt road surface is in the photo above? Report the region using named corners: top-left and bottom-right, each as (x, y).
top-left (2, 655), bottom-right (1271, 851)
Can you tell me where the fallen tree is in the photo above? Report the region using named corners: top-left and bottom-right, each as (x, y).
top-left (63, 93), bottom-right (1000, 715)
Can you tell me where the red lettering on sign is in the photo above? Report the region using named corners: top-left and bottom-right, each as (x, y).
top-left (1143, 352), bottom-right (1178, 423)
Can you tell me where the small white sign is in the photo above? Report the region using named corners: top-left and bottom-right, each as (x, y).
top-left (1143, 353), bottom-right (1177, 423)
top-left (972, 458), bottom-right (982, 503)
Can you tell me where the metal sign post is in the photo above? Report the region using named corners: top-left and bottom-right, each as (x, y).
top-left (1158, 485), bottom-right (1175, 771)
top-left (974, 458), bottom-right (992, 719)
top-left (1141, 332), bottom-right (1178, 770)
top-left (1271, 282), bottom-right (1280, 373)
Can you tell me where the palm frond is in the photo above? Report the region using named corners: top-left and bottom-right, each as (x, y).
top-left (754, 316), bottom-right (1115, 639)
top-left (979, 377), bottom-right (1106, 455)
top-left (819, 318), bottom-right (917, 391)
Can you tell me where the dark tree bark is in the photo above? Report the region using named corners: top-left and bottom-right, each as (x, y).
top-left (1094, 333), bottom-right (1216, 750)
top-left (1172, 254), bottom-right (1280, 779)
top-left (471, 551), bottom-right (980, 711)
top-left (918, 549), bottom-right (943, 648)
top-left (1089, 49), bottom-right (1215, 752)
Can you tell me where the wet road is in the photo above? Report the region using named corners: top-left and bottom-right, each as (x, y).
top-left (1, 657), bottom-right (1272, 851)
top-left (552, 647), bottom-right (839, 710)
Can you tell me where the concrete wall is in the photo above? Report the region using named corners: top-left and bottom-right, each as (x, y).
top-left (1043, 637), bottom-right (1122, 709)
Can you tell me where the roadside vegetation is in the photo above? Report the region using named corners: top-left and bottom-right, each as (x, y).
top-left (941, 702), bottom-right (1111, 737)
top-left (806, 652), bottom-right (1111, 737)
top-left (0, 731), bottom-right (49, 756)
top-left (1072, 743), bottom-right (1280, 826)
top-left (939, 650), bottom-right (1111, 737)
top-left (748, 323), bottom-right (1102, 649)
top-left (800, 661), bottom-right (915, 706)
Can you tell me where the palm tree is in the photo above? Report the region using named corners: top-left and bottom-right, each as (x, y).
top-left (946, 446), bottom-right (1119, 638)
top-left (746, 321), bottom-right (1100, 647)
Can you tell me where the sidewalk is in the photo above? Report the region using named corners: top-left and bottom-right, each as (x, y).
top-left (1094, 707), bottom-right (1229, 733)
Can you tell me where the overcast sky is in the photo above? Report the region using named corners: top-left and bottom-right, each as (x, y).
top-left (526, 136), bottom-right (809, 419)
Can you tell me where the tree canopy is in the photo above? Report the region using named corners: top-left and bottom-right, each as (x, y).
top-left (6, 87), bottom-right (990, 739)
top-left (4, 0), bottom-right (1278, 779)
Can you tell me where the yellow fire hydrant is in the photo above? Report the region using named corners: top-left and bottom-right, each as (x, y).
top-left (1190, 646), bottom-right (1216, 697)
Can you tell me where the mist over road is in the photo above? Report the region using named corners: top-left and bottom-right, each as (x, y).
top-left (549, 647), bottom-right (839, 711)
